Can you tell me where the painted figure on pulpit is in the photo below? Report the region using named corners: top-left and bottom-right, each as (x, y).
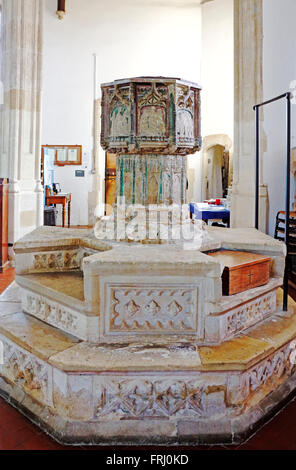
top-left (177, 109), bottom-right (194, 139)
top-left (139, 106), bottom-right (166, 136)
top-left (110, 105), bottom-right (130, 137)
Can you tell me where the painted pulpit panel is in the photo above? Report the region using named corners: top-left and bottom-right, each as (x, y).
top-left (101, 77), bottom-right (201, 155)
top-left (136, 82), bottom-right (169, 146)
top-left (176, 84), bottom-right (200, 149)
top-left (101, 84), bottom-right (132, 151)
top-left (110, 105), bottom-right (130, 139)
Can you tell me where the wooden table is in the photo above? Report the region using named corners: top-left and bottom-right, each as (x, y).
top-left (189, 203), bottom-right (230, 228)
top-left (46, 193), bottom-right (71, 228)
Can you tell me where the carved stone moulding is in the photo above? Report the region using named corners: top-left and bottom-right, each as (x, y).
top-left (205, 286), bottom-right (279, 343)
top-left (15, 246), bottom-right (101, 276)
top-left (101, 77), bottom-right (202, 155)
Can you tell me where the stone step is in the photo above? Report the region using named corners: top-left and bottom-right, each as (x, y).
top-left (0, 311), bottom-right (80, 361)
top-left (205, 278), bottom-right (283, 343)
top-left (16, 273), bottom-right (99, 342)
top-left (48, 304), bottom-right (296, 373)
top-left (0, 303), bottom-right (295, 373)
top-left (0, 282), bottom-right (22, 317)
top-left (16, 273), bottom-right (283, 345)
top-left (17, 272), bottom-right (85, 302)
top-left (0, 311), bottom-right (81, 409)
top-left (1, 305), bottom-right (296, 441)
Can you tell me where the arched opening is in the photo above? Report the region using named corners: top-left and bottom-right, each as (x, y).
top-left (205, 144), bottom-right (228, 200)
top-left (201, 134), bottom-right (232, 202)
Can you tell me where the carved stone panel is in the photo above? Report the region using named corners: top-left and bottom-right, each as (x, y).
top-left (23, 291), bottom-right (78, 335)
top-left (21, 289), bottom-right (99, 342)
top-left (239, 340), bottom-right (296, 406)
top-left (248, 341), bottom-right (295, 393)
top-left (94, 377), bottom-right (211, 420)
top-left (225, 290), bottom-right (277, 336)
top-left (205, 289), bottom-right (278, 343)
top-left (16, 248), bottom-right (96, 274)
top-left (33, 250), bottom-right (80, 272)
top-left (227, 339), bottom-right (296, 407)
top-left (0, 336), bottom-right (53, 406)
top-left (104, 283), bottom-right (199, 337)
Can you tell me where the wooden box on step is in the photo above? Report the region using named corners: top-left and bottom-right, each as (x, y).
top-left (208, 250), bottom-right (271, 296)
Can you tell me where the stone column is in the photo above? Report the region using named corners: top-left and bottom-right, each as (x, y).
top-left (0, 0), bottom-right (44, 244)
top-left (231, 0), bottom-right (268, 232)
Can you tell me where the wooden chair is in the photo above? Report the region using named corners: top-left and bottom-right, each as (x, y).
top-left (274, 211), bottom-right (296, 247)
top-left (275, 211), bottom-right (296, 294)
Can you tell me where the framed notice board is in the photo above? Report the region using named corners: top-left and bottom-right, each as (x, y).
top-left (42, 145), bottom-right (82, 166)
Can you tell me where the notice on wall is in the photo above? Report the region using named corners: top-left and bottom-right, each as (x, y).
top-left (68, 148), bottom-right (79, 162)
top-left (56, 148), bottom-right (67, 163)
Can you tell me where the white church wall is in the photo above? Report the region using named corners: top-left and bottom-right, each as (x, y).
top-left (263, 0), bottom-right (296, 236)
top-left (195, 0), bottom-right (234, 203)
top-left (42, 0), bottom-right (202, 226)
top-left (201, 0), bottom-right (234, 141)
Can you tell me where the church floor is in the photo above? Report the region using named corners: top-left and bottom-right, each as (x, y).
top-left (1, 268), bottom-right (296, 450)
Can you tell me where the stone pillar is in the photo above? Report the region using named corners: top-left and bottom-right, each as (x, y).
top-left (231, 0), bottom-right (268, 232)
top-left (0, 0), bottom-right (44, 244)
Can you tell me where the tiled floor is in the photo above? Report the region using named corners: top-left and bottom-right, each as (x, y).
top-left (0, 268), bottom-right (15, 294)
top-left (1, 267), bottom-right (296, 450)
